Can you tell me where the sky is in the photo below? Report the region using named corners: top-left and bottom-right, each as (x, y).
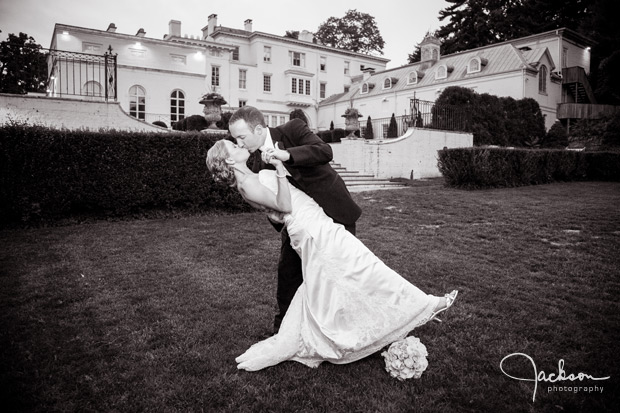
top-left (0, 0), bottom-right (449, 69)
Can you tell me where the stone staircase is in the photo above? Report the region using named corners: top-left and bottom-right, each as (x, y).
top-left (331, 162), bottom-right (407, 192)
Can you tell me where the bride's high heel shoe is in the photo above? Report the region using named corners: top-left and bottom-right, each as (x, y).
top-left (430, 290), bottom-right (458, 323)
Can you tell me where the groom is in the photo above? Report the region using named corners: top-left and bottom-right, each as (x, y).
top-left (228, 106), bottom-right (362, 334)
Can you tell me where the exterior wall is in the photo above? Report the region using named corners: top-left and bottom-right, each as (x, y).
top-left (330, 128), bottom-right (473, 179)
top-left (0, 93), bottom-right (167, 132)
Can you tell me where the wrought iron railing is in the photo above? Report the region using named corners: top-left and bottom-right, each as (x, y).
top-left (45, 48), bottom-right (117, 101)
top-left (359, 99), bottom-right (471, 139)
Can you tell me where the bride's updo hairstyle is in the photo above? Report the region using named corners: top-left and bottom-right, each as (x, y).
top-left (206, 140), bottom-right (237, 187)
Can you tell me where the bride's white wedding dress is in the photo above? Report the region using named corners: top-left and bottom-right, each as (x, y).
top-left (236, 170), bottom-right (441, 371)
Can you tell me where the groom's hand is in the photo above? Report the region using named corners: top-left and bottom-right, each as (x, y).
top-left (268, 142), bottom-right (291, 163)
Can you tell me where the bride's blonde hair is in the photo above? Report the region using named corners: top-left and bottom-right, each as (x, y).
top-left (206, 140), bottom-right (237, 187)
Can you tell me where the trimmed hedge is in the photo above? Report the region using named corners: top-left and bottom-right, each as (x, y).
top-left (0, 124), bottom-right (250, 227)
top-left (438, 147), bottom-right (620, 189)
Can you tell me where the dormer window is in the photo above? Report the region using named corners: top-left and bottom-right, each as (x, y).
top-left (436, 65), bottom-right (447, 80)
top-left (360, 82), bottom-right (375, 94)
top-left (467, 57), bottom-right (488, 74)
top-left (383, 78), bottom-right (392, 89)
top-left (407, 71), bottom-right (424, 85)
top-left (435, 64), bottom-right (453, 80)
top-left (468, 58), bottom-right (480, 73)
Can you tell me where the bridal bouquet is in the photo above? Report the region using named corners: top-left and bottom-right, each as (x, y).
top-left (381, 336), bottom-right (428, 380)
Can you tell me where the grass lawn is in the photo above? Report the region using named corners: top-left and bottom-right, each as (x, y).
top-left (1, 180), bottom-right (619, 412)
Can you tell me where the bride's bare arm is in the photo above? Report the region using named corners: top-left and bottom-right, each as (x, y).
top-left (239, 163), bottom-right (292, 213)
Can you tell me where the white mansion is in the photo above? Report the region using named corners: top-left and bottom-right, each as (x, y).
top-left (48, 16), bottom-right (595, 132)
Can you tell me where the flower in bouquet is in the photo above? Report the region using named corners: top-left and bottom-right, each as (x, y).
top-left (381, 336), bottom-right (428, 380)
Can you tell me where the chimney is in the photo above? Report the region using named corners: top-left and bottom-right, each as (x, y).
top-left (169, 20), bottom-right (181, 37)
top-left (208, 13), bottom-right (218, 36)
top-left (107, 23), bottom-right (117, 33)
top-left (299, 30), bottom-right (314, 42)
top-left (136, 28), bottom-right (146, 37)
top-left (244, 19), bottom-right (253, 32)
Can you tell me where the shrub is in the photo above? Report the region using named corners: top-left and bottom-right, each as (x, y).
top-left (332, 128), bottom-right (346, 142)
top-left (0, 124), bottom-right (250, 227)
top-left (435, 87), bottom-right (546, 147)
top-left (543, 122), bottom-right (569, 148)
top-left (173, 115), bottom-right (209, 131)
top-left (436, 147), bottom-right (618, 189)
top-left (365, 116), bottom-right (374, 139)
top-left (152, 120), bottom-right (168, 128)
top-left (330, 121), bottom-right (334, 130)
top-left (387, 113), bottom-right (398, 138)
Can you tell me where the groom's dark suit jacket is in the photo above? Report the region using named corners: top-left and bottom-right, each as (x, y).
top-left (251, 118), bottom-right (361, 226)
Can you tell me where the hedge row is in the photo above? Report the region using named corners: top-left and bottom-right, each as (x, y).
top-left (437, 147), bottom-right (620, 189)
top-left (0, 124), bottom-right (250, 227)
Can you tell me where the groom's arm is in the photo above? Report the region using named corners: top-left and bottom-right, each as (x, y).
top-left (282, 119), bottom-right (333, 166)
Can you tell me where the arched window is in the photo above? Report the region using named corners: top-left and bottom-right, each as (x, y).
top-left (361, 83), bottom-right (369, 94)
top-left (170, 90), bottom-right (185, 123)
top-left (436, 65), bottom-right (447, 80)
top-left (468, 58), bottom-right (481, 73)
top-left (407, 71), bottom-right (418, 85)
top-left (129, 85), bottom-right (146, 120)
top-left (83, 81), bottom-right (102, 98)
top-left (432, 49), bottom-right (439, 60)
top-left (383, 78), bottom-right (392, 89)
top-left (538, 65), bottom-right (548, 94)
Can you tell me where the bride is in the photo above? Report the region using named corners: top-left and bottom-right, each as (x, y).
top-left (206, 139), bottom-right (458, 371)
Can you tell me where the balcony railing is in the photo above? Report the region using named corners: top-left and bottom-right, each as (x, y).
top-left (359, 99), bottom-right (471, 139)
top-left (46, 48), bottom-right (117, 101)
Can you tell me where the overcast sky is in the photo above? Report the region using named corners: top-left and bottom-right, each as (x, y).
top-left (0, 0), bottom-right (449, 68)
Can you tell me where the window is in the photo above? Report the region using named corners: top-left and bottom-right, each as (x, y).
top-left (129, 85), bottom-right (146, 120)
top-left (539, 65), bottom-right (547, 94)
top-left (209, 49), bottom-right (222, 57)
top-left (83, 81), bottom-right (102, 97)
top-left (291, 77), bottom-right (311, 95)
top-left (432, 49), bottom-right (439, 60)
top-left (239, 99), bottom-right (247, 108)
top-left (562, 47), bottom-right (568, 68)
top-left (344, 61), bottom-right (350, 75)
top-left (320, 56), bottom-right (326, 71)
top-left (82, 42), bottom-right (102, 52)
top-left (211, 66), bottom-right (220, 87)
top-left (468, 58), bottom-right (481, 74)
top-left (344, 86), bottom-right (350, 93)
top-left (279, 116), bottom-right (286, 125)
top-left (170, 90), bottom-right (185, 123)
top-left (239, 69), bottom-right (247, 89)
top-left (361, 83), bottom-right (369, 94)
top-left (408, 71), bottom-right (418, 85)
top-left (320, 82), bottom-right (326, 99)
top-left (436, 65), bottom-right (447, 80)
top-left (290, 51), bottom-right (305, 67)
top-left (263, 46), bottom-right (271, 62)
top-left (232, 47), bottom-right (239, 61)
top-left (383, 78), bottom-right (392, 89)
top-left (263, 74), bottom-right (271, 92)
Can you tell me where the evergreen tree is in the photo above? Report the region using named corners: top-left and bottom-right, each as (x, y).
top-left (387, 114), bottom-right (398, 138)
top-left (365, 116), bottom-right (374, 139)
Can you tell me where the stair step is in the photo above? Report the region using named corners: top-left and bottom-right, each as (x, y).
top-left (331, 161), bottom-right (407, 191)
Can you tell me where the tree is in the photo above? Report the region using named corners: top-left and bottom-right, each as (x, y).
top-left (329, 120), bottom-right (334, 130)
top-left (387, 114), bottom-right (398, 138)
top-left (0, 32), bottom-right (48, 94)
top-left (435, 0), bottom-right (595, 55)
top-left (407, 44), bottom-right (422, 64)
top-left (284, 30), bottom-right (299, 39)
top-left (314, 9), bottom-right (385, 55)
top-left (365, 116), bottom-right (374, 139)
